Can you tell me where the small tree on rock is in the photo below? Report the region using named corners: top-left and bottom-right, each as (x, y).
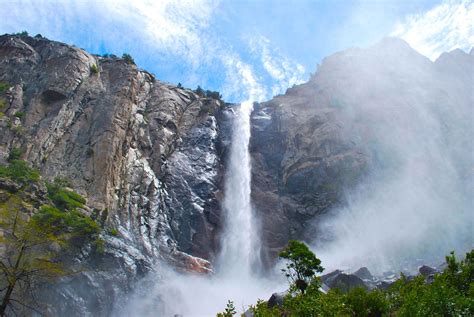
top-left (279, 240), bottom-right (324, 294)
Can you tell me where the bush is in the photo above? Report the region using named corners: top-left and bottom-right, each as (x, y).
top-left (15, 31), bottom-right (28, 36)
top-left (216, 300), bottom-right (236, 317)
top-left (0, 82), bottom-right (10, 93)
top-left (90, 63), bottom-right (99, 74)
top-left (8, 147), bottom-right (22, 161)
top-left (344, 287), bottom-right (389, 317)
top-left (46, 179), bottom-right (86, 211)
top-left (122, 53), bottom-right (135, 65)
top-left (236, 245), bottom-right (474, 317)
top-left (14, 111), bottom-right (25, 119)
top-left (32, 205), bottom-right (100, 242)
top-left (0, 160), bottom-right (40, 183)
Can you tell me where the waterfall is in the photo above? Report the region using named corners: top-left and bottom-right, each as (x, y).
top-left (121, 100), bottom-right (280, 317)
top-left (218, 100), bottom-right (259, 276)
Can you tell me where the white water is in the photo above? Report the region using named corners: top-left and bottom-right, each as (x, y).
top-left (122, 101), bottom-right (283, 316)
top-left (218, 100), bottom-right (260, 276)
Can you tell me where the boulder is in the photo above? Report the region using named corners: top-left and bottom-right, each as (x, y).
top-left (419, 265), bottom-right (437, 277)
top-left (321, 270), bottom-right (367, 292)
top-left (267, 291), bottom-right (289, 308)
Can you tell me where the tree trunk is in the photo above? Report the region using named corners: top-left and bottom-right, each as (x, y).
top-left (0, 244), bottom-right (25, 316)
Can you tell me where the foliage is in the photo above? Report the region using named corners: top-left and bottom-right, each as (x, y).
top-left (388, 251), bottom-right (474, 316)
top-left (205, 89), bottom-right (222, 100)
top-left (46, 178), bottom-right (86, 211)
top-left (122, 53), bottom-right (135, 65)
top-left (279, 240), bottom-right (323, 293)
top-left (0, 82), bottom-right (10, 94)
top-left (32, 205), bottom-right (99, 241)
top-left (109, 228), bottom-right (118, 236)
top-left (0, 165), bottom-right (101, 314)
top-left (194, 85), bottom-right (223, 100)
top-left (15, 31), bottom-right (28, 36)
top-left (8, 147), bottom-right (22, 162)
top-left (90, 63), bottom-right (99, 74)
top-left (0, 194), bottom-right (68, 315)
top-left (14, 111), bottom-right (25, 119)
top-left (216, 300), bottom-right (236, 317)
top-left (344, 287), bottom-right (389, 317)
top-left (0, 160), bottom-right (40, 183)
top-left (235, 243), bottom-right (473, 317)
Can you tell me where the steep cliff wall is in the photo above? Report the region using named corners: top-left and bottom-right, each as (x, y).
top-left (250, 38), bottom-right (473, 264)
top-left (0, 34), bottom-right (233, 314)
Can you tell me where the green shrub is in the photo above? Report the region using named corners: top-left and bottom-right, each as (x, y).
top-left (344, 287), bottom-right (389, 317)
top-left (0, 160), bottom-right (40, 183)
top-left (90, 63), bottom-right (99, 74)
top-left (46, 180), bottom-right (86, 211)
top-left (235, 245), bottom-right (474, 317)
top-left (33, 205), bottom-right (100, 241)
top-left (15, 31), bottom-right (28, 36)
top-left (109, 228), bottom-right (118, 236)
top-left (0, 112), bottom-right (4, 119)
top-left (122, 53), bottom-right (135, 65)
top-left (0, 82), bottom-right (10, 94)
top-left (8, 147), bottom-right (22, 161)
top-left (216, 300), bottom-right (236, 317)
top-left (14, 111), bottom-right (25, 119)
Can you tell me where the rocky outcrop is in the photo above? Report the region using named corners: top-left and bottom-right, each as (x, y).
top-left (250, 37), bottom-right (474, 264)
top-left (0, 34), bottom-right (232, 315)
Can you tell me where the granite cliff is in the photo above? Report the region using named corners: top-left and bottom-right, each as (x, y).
top-left (0, 34), bottom-right (472, 315)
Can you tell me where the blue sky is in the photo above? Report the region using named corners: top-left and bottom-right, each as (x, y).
top-left (1, 0), bottom-right (473, 102)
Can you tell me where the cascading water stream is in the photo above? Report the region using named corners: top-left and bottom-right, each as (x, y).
top-left (218, 100), bottom-right (259, 277)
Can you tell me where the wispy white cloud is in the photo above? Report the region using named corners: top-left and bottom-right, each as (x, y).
top-left (0, 0), bottom-right (308, 102)
top-left (220, 53), bottom-right (266, 102)
top-left (392, 0), bottom-right (474, 60)
top-left (249, 35), bottom-right (306, 97)
top-left (101, 0), bottom-right (219, 68)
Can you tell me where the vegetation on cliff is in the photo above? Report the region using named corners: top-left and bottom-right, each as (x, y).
top-left (0, 158), bottom-right (101, 315)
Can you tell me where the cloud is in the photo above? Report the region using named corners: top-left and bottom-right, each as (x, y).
top-left (392, 0), bottom-right (474, 60)
top-left (0, 0), bottom-right (309, 102)
top-left (249, 35), bottom-right (306, 97)
top-left (101, 0), bottom-right (219, 68)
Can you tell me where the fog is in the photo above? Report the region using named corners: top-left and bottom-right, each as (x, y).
top-left (312, 43), bottom-right (473, 274)
top-left (119, 266), bottom-right (284, 316)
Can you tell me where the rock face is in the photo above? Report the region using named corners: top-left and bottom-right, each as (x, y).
top-left (250, 37), bottom-right (473, 264)
top-left (0, 34), bottom-right (232, 315)
top-left (1, 34), bottom-right (472, 314)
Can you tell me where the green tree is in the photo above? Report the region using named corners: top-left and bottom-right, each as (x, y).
top-left (216, 300), bottom-right (236, 317)
top-left (0, 195), bottom-right (68, 315)
top-left (122, 53), bottom-right (135, 65)
top-left (279, 240), bottom-right (324, 294)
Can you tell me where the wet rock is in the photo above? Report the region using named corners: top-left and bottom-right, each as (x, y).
top-left (419, 265), bottom-right (437, 277)
top-left (321, 270), bottom-right (367, 292)
top-left (0, 34), bottom-right (231, 316)
top-left (267, 291), bottom-right (289, 308)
